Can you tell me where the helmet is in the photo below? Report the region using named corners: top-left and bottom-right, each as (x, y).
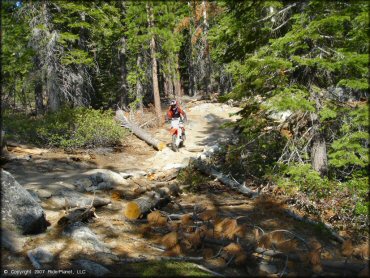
top-left (170, 100), bottom-right (177, 107)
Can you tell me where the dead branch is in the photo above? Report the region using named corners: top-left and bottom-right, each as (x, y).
top-left (257, 3), bottom-right (297, 23)
top-left (267, 229), bottom-right (309, 249)
top-left (193, 263), bottom-right (224, 277)
top-left (284, 209), bottom-right (344, 243)
top-left (191, 158), bottom-right (258, 198)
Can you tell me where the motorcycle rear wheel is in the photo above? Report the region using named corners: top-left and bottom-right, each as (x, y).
top-left (172, 134), bottom-right (178, 152)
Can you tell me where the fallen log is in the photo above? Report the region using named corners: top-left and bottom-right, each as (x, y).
top-left (191, 158), bottom-right (258, 198)
top-left (125, 184), bottom-right (186, 220)
top-left (124, 191), bottom-right (162, 219)
top-left (115, 109), bottom-right (166, 151)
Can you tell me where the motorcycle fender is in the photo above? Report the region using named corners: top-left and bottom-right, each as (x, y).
top-left (170, 128), bottom-right (178, 135)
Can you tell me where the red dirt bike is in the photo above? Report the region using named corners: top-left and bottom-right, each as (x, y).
top-left (169, 118), bottom-right (186, 152)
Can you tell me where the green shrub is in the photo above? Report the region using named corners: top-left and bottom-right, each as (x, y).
top-left (274, 163), bottom-right (332, 197)
top-left (342, 175), bottom-right (369, 216)
top-left (177, 164), bottom-right (210, 193)
top-left (3, 107), bottom-right (127, 149)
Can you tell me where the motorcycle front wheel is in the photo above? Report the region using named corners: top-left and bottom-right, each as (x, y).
top-left (172, 134), bottom-right (178, 152)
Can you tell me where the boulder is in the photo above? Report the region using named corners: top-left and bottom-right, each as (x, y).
top-left (27, 247), bottom-right (54, 269)
top-left (83, 169), bottom-right (129, 186)
top-left (63, 222), bottom-right (110, 253)
top-left (1, 170), bottom-right (49, 234)
top-left (48, 189), bottom-right (110, 209)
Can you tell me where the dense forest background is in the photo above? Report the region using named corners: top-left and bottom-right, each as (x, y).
top-left (1, 1), bottom-right (368, 235)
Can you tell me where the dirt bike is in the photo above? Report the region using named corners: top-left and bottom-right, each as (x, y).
top-left (169, 118), bottom-right (186, 152)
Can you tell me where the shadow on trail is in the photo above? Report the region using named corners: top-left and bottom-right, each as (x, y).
top-left (189, 112), bottom-right (236, 148)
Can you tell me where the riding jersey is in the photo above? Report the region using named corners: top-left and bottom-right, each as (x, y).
top-left (167, 106), bottom-right (186, 119)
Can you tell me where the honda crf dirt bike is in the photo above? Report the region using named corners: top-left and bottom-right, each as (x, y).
top-left (170, 118), bottom-right (185, 152)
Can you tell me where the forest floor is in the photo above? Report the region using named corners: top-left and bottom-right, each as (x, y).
top-left (1, 98), bottom-right (368, 277)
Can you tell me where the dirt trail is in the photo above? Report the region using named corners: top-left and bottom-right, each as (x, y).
top-left (1, 100), bottom-right (368, 277)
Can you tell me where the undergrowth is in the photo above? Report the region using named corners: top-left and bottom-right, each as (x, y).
top-left (190, 138), bottom-right (369, 241)
top-left (177, 163), bottom-right (211, 193)
top-left (3, 107), bottom-right (127, 149)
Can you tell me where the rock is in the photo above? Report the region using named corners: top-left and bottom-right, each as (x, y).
top-left (119, 172), bottom-right (133, 179)
top-left (84, 181), bottom-right (113, 192)
top-left (199, 154), bottom-right (208, 160)
top-left (83, 169), bottom-right (129, 186)
top-left (205, 114), bottom-right (215, 122)
top-left (259, 263), bottom-right (278, 274)
top-left (85, 186), bottom-right (99, 192)
top-left (1, 228), bottom-right (25, 253)
top-left (64, 222), bottom-right (110, 253)
top-left (162, 163), bottom-right (186, 171)
top-left (186, 146), bottom-right (204, 152)
top-left (95, 252), bottom-right (120, 265)
top-left (268, 110), bottom-right (293, 123)
top-left (120, 169), bottom-right (147, 179)
top-left (73, 259), bottom-right (110, 277)
top-left (48, 189), bottom-right (110, 209)
top-left (28, 190), bottom-right (41, 203)
top-left (27, 247), bottom-right (54, 269)
top-left (96, 181), bottom-right (113, 191)
top-left (74, 178), bottom-right (94, 192)
top-left (1, 170), bottom-right (49, 235)
top-left (35, 189), bottom-right (52, 199)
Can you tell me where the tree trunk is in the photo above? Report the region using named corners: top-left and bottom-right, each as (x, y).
top-left (115, 109), bottom-right (165, 151)
top-left (202, 0), bottom-right (211, 95)
top-left (188, 1), bottom-right (196, 97)
top-left (118, 2), bottom-right (129, 107)
top-left (118, 36), bottom-right (129, 107)
top-left (47, 72), bottom-right (60, 113)
top-left (46, 29), bottom-right (60, 113)
top-left (310, 91), bottom-right (328, 177)
top-left (163, 72), bottom-right (169, 98)
top-left (147, 3), bottom-right (162, 126)
top-left (174, 56), bottom-right (183, 100)
top-left (311, 131), bottom-right (328, 176)
top-left (33, 56), bottom-right (44, 115)
top-left (136, 53), bottom-right (144, 112)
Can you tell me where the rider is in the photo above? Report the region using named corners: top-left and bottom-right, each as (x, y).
top-left (166, 100), bottom-right (187, 137)
top-left (166, 100), bottom-right (187, 122)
